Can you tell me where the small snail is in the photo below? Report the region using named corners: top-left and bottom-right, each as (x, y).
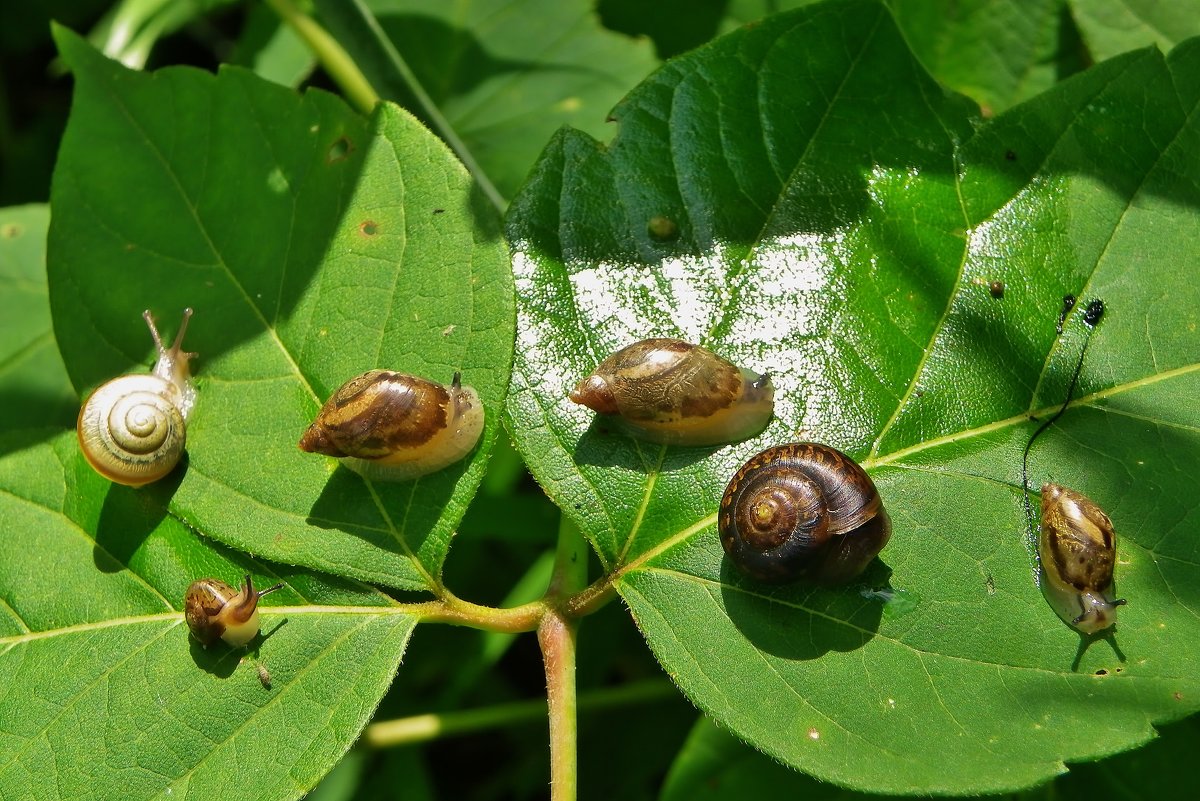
top-left (298, 369), bottom-right (484, 481)
top-left (719, 443), bottom-right (891, 584)
top-left (1038, 483), bottom-right (1123, 633)
top-left (184, 575), bottom-right (284, 647)
top-left (77, 308), bottom-right (196, 487)
top-left (1022, 297), bottom-right (1123, 634)
top-left (569, 338), bottom-right (774, 446)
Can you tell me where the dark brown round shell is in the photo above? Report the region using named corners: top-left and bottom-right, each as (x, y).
top-left (718, 443), bottom-right (890, 584)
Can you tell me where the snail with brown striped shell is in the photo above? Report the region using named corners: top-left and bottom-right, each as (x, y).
top-left (1022, 297), bottom-right (1124, 634)
top-left (569, 338), bottom-right (774, 446)
top-left (184, 575), bottom-right (284, 648)
top-left (77, 308), bottom-right (196, 487)
top-left (298, 369), bottom-right (484, 481)
top-left (1037, 483), bottom-right (1122, 633)
top-left (719, 443), bottom-right (891, 584)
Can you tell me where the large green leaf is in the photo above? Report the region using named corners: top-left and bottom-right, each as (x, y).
top-left (505, 0), bottom-right (1200, 793)
top-left (0, 203), bottom-right (417, 801)
top-left (47, 27), bottom-right (514, 592)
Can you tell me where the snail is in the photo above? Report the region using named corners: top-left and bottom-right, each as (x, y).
top-left (1037, 483), bottom-right (1123, 633)
top-left (184, 575), bottom-right (284, 647)
top-left (1022, 297), bottom-right (1124, 633)
top-left (77, 308), bottom-right (197, 487)
top-left (569, 338), bottom-right (774, 446)
top-left (298, 369), bottom-right (484, 481)
top-left (719, 443), bottom-right (891, 584)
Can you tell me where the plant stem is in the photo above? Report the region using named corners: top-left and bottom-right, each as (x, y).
top-left (362, 679), bottom-right (677, 748)
top-left (406, 595), bottom-right (544, 634)
top-left (343, 0), bottom-right (506, 211)
top-left (563, 574), bottom-right (618, 618)
top-left (263, 0), bottom-right (380, 114)
top-left (546, 516), bottom-right (589, 600)
top-left (534, 516), bottom-right (588, 801)
top-left (539, 610), bottom-right (577, 801)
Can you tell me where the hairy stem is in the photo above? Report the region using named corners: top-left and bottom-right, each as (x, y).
top-left (405, 595), bottom-right (544, 634)
top-left (539, 611), bottom-right (577, 801)
top-left (264, 0), bottom-right (380, 114)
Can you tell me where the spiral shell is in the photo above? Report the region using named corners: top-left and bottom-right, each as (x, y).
top-left (298, 369), bottom-right (484, 481)
top-left (78, 375), bottom-right (186, 486)
top-left (1038, 483), bottom-right (1123, 634)
top-left (185, 575), bottom-right (284, 648)
top-left (569, 338), bottom-right (774, 446)
top-left (719, 443), bottom-right (891, 584)
top-left (76, 309), bottom-right (196, 487)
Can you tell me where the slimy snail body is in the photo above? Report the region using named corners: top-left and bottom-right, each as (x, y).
top-left (184, 575), bottom-right (284, 647)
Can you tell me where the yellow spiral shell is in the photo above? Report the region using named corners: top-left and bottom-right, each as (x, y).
top-left (76, 308), bottom-right (196, 487)
top-left (78, 374), bottom-right (186, 487)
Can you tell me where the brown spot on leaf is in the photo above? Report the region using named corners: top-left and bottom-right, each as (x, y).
top-left (360, 220), bottom-right (378, 237)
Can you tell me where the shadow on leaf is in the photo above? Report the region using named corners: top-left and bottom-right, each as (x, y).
top-left (718, 559), bottom-right (889, 660)
top-left (304, 465), bottom-right (458, 558)
top-left (92, 458), bottom-right (182, 572)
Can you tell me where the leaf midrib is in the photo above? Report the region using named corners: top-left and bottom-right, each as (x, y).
top-left (0, 606), bottom-right (409, 647)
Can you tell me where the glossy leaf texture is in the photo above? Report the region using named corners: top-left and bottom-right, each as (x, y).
top-left (505, 0), bottom-right (1200, 794)
top-left (0, 204), bottom-right (417, 801)
top-left (48, 27), bottom-right (514, 592)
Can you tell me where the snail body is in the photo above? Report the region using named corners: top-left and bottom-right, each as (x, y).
top-left (1038, 483), bottom-right (1123, 634)
top-left (719, 443), bottom-right (891, 584)
top-left (298, 370), bottom-right (483, 481)
top-left (569, 338), bottom-right (774, 446)
top-left (184, 575), bottom-right (284, 647)
top-left (77, 309), bottom-right (196, 487)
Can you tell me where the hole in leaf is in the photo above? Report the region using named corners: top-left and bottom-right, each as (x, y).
top-left (327, 136), bottom-right (353, 163)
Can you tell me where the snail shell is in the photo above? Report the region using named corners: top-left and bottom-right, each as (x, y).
top-left (298, 369), bottom-right (484, 481)
top-left (184, 575), bottom-right (284, 647)
top-left (77, 309), bottom-right (196, 487)
top-left (1039, 483), bottom-right (1123, 634)
top-left (719, 443), bottom-right (891, 584)
top-left (569, 338), bottom-right (774, 446)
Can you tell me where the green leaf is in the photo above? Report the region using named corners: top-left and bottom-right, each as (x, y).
top-left (48, 26), bottom-right (514, 592)
top-left (662, 714), bottom-right (1200, 801)
top-left (0, 205), bottom-right (76, 442)
top-left (889, 0), bottom-right (1067, 112)
top-left (1070, 0), bottom-right (1200, 62)
top-left (315, 0), bottom-right (659, 201)
top-left (0, 205), bottom-right (416, 801)
top-left (662, 717), bottom-right (897, 801)
top-left (505, 0), bottom-right (1200, 793)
